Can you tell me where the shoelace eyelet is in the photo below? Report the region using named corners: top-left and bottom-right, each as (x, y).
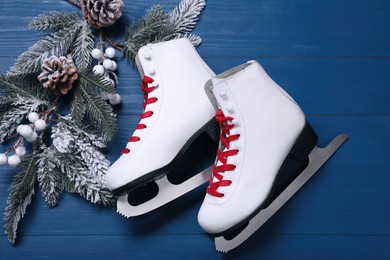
top-left (121, 76), bottom-right (158, 155)
top-left (206, 109), bottom-right (240, 197)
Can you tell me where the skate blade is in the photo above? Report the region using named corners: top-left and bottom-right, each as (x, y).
top-left (215, 133), bottom-right (349, 253)
top-left (117, 166), bottom-right (212, 217)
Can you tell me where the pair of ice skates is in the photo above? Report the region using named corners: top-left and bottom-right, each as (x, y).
top-left (107, 38), bottom-right (348, 252)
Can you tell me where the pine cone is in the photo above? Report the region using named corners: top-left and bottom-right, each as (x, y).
top-left (38, 56), bottom-right (78, 95)
top-left (80, 0), bottom-right (124, 29)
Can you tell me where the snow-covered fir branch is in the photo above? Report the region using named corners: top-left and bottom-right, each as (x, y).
top-left (73, 20), bottom-right (94, 70)
top-left (37, 146), bottom-right (64, 207)
top-left (168, 0), bottom-right (206, 34)
top-left (122, 0), bottom-right (206, 62)
top-left (29, 12), bottom-right (82, 32)
top-left (9, 19), bottom-right (84, 75)
top-left (0, 96), bottom-right (48, 142)
top-left (4, 152), bottom-right (39, 244)
top-left (50, 115), bottom-right (115, 206)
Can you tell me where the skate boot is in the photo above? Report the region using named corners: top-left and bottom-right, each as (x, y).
top-left (197, 61), bottom-right (348, 252)
top-left (107, 38), bottom-right (217, 217)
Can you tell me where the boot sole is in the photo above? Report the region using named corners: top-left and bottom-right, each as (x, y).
top-left (211, 121), bottom-right (318, 238)
top-left (112, 118), bottom-right (219, 196)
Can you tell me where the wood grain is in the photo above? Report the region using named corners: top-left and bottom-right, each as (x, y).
top-left (0, 0), bottom-right (389, 258)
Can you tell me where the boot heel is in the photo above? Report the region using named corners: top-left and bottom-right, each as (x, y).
top-left (205, 119), bottom-right (220, 142)
top-left (290, 121), bottom-right (318, 160)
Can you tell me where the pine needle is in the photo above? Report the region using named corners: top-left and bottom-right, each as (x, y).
top-left (123, 5), bottom-right (169, 61)
top-left (0, 74), bottom-right (49, 100)
top-left (121, 0), bottom-right (206, 62)
top-left (29, 12), bottom-right (82, 32)
top-left (9, 22), bottom-right (82, 75)
top-left (4, 152), bottom-right (39, 244)
top-left (78, 70), bottom-right (116, 94)
top-left (70, 85), bottom-right (87, 126)
top-left (37, 147), bottom-right (64, 208)
top-left (77, 78), bottom-right (117, 142)
top-left (73, 20), bottom-right (94, 70)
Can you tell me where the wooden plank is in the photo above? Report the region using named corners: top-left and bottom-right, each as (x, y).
top-left (0, 116), bottom-right (388, 237)
top-left (0, 0), bottom-right (389, 57)
top-left (2, 56), bottom-right (389, 115)
top-left (0, 234), bottom-right (389, 258)
top-left (107, 57), bottom-right (390, 115)
top-left (0, 0), bottom-right (389, 258)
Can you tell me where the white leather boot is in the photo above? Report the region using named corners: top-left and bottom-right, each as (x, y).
top-left (107, 38), bottom-right (216, 200)
top-left (198, 60), bottom-right (318, 235)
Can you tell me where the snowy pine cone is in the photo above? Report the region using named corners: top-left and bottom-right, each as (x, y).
top-left (38, 56), bottom-right (78, 95)
top-left (80, 0), bottom-right (124, 29)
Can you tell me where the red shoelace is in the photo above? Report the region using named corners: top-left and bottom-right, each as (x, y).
top-left (207, 109), bottom-right (240, 197)
top-left (122, 76), bottom-right (157, 154)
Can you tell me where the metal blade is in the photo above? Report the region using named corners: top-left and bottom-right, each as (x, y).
top-left (117, 166), bottom-right (212, 217)
top-left (215, 133), bottom-right (349, 253)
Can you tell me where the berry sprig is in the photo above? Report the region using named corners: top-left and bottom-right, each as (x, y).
top-left (92, 43), bottom-right (121, 106)
top-left (0, 111), bottom-right (48, 167)
top-left (0, 95), bottom-right (59, 167)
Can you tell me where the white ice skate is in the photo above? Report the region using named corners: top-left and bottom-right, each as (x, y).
top-left (197, 61), bottom-right (348, 252)
top-left (107, 38), bottom-right (217, 217)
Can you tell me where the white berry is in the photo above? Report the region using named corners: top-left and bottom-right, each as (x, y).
top-left (34, 119), bottom-right (47, 131)
top-left (25, 132), bottom-right (38, 143)
top-left (91, 48), bottom-right (102, 59)
top-left (28, 112), bottom-right (39, 123)
top-left (109, 60), bottom-right (117, 71)
top-left (0, 154), bottom-right (7, 165)
top-left (109, 93), bottom-right (121, 105)
top-left (16, 125), bottom-right (24, 134)
top-left (19, 125), bottom-right (33, 138)
top-left (105, 47), bottom-right (116, 58)
top-left (93, 65), bottom-right (105, 76)
top-left (15, 147), bottom-right (26, 157)
top-left (103, 59), bottom-right (113, 70)
top-left (8, 155), bottom-right (21, 167)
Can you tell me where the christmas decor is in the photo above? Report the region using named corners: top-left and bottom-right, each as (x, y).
top-left (0, 0), bottom-right (207, 245)
top-left (115, 0), bottom-right (206, 61)
top-left (80, 0), bottom-right (124, 29)
top-left (38, 56), bottom-right (78, 95)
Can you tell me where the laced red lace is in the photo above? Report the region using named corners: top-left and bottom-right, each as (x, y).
top-left (122, 75), bottom-right (157, 154)
top-left (207, 109), bottom-right (240, 197)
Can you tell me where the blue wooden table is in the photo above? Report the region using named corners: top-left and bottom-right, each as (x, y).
top-left (1, 0), bottom-right (389, 258)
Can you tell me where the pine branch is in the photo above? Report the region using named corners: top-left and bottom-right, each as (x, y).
top-left (0, 96), bottom-right (48, 142)
top-left (70, 84), bottom-right (87, 126)
top-left (172, 33), bottom-right (202, 46)
top-left (123, 5), bottom-right (170, 61)
top-left (78, 70), bottom-right (116, 94)
top-left (37, 146), bottom-right (64, 207)
top-left (9, 22), bottom-right (82, 75)
top-left (0, 97), bottom-right (13, 117)
top-left (121, 0), bottom-right (206, 62)
top-left (51, 116), bottom-right (115, 206)
top-left (73, 20), bottom-right (94, 70)
top-left (61, 155), bottom-right (115, 206)
top-left (76, 79), bottom-right (116, 142)
top-left (0, 74), bottom-right (49, 101)
top-left (57, 116), bottom-right (107, 149)
top-left (0, 104), bottom-right (30, 142)
top-left (4, 152), bottom-right (39, 244)
top-left (29, 12), bottom-right (81, 32)
top-left (168, 0), bottom-right (206, 34)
